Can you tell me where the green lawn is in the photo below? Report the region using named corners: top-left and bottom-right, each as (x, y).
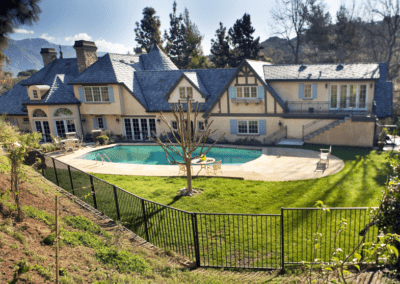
top-left (93, 145), bottom-right (392, 215)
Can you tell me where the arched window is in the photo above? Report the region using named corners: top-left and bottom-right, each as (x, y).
top-left (54, 108), bottom-right (73, 117)
top-left (32, 109), bottom-right (47, 117)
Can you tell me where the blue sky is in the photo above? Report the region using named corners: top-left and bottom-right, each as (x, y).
top-left (11, 0), bottom-right (358, 55)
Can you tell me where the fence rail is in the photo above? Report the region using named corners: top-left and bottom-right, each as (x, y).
top-left (42, 155), bottom-right (380, 270)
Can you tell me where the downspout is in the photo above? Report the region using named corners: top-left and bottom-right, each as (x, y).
top-left (77, 104), bottom-right (84, 139)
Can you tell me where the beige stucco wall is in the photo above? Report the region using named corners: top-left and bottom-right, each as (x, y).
top-left (269, 81), bottom-right (375, 112)
top-left (168, 78), bottom-right (206, 103)
top-left (27, 105), bottom-right (82, 138)
top-left (123, 88), bottom-right (147, 115)
top-left (74, 85), bottom-right (122, 115)
top-left (81, 114), bottom-right (124, 136)
top-left (27, 85), bottom-right (50, 101)
top-left (282, 119), bottom-right (336, 138)
top-left (307, 119), bottom-right (375, 147)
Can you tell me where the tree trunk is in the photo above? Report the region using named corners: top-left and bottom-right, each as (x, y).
top-left (185, 158), bottom-right (192, 194)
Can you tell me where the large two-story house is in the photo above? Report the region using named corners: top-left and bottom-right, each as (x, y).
top-left (0, 40), bottom-right (392, 147)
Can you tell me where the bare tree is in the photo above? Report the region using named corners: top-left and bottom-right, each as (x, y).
top-left (364, 0), bottom-right (400, 79)
top-left (150, 97), bottom-right (225, 195)
top-left (270, 0), bottom-right (310, 64)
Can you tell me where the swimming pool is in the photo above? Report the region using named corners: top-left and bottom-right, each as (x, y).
top-left (80, 145), bottom-right (262, 165)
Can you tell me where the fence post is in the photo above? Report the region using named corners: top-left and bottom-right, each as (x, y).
top-left (52, 158), bottom-right (59, 186)
top-left (113, 186), bottom-right (121, 220)
top-left (90, 176), bottom-right (98, 209)
top-left (281, 207), bottom-right (285, 271)
top-left (191, 212), bottom-right (201, 268)
top-left (141, 199), bottom-right (150, 242)
top-left (67, 165), bottom-right (75, 195)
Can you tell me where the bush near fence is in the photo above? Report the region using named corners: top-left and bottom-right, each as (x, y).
top-left (42, 155), bottom-right (379, 270)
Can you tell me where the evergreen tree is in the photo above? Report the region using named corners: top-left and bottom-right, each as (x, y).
top-left (210, 22), bottom-right (231, 68)
top-left (334, 5), bottom-right (359, 62)
top-left (164, 1), bottom-right (185, 68)
top-left (228, 13), bottom-right (263, 67)
top-left (134, 7), bottom-right (162, 52)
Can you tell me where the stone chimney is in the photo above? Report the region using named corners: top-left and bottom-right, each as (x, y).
top-left (40, 48), bottom-right (57, 66)
top-left (134, 47), bottom-right (147, 55)
top-left (73, 40), bottom-right (98, 73)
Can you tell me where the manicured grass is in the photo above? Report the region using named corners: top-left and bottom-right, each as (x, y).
top-left (93, 145), bottom-right (392, 215)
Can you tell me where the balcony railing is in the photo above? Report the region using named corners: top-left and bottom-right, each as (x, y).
top-left (284, 101), bottom-right (374, 116)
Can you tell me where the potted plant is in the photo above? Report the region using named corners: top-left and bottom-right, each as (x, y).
top-left (377, 129), bottom-right (387, 150)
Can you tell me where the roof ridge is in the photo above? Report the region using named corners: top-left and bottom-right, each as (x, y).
top-left (134, 68), bottom-right (236, 73)
top-left (266, 62), bottom-right (381, 66)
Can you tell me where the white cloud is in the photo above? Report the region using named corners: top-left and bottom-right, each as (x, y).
top-left (14, 28), bottom-right (34, 34)
top-left (65, 33), bottom-right (92, 42)
top-left (94, 39), bottom-right (130, 54)
top-left (40, 33), bottom-right (55, 41)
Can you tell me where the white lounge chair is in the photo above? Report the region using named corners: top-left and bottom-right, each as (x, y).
top-left (319, 145), bottom-right (332, 168)
top-left (207, 160), bottom-right (223, 175)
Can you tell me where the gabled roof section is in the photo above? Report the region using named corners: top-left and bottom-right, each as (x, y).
top-left (263, 63), bottom-right (381, 81)
top-left (134, 68), bottom-right (235, 112)
top-left (0, 79), bottom-right (29, 115)
top-left (140, 44), bottom-right (178, 71)
top-left (203, 59), bottom-right (286, 118)
top-left (25, 74), bottom-right (80, 105)
top-left (163, 72), bottom-right (210, 100)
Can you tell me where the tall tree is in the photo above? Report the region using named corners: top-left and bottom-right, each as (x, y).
top-left (181, 8), bottom-right (208, 69)
top-left (134, 7), bottom-right (162, 52)
top-left (210, 22), bottom-right (231, 68)
top-left (305, 0), bottom-right (331, 62)
top-left (271, 0), bottom-right (310, 64)
top-left (228, 13), bottom-right (263, 67)
top-left (364, 0), bottom-right (400, 79)
top-left (164, 1), bottom-right (185, 68)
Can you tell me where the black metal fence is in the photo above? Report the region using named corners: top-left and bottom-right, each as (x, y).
top-left (42, 155), bottom-right (379, 270)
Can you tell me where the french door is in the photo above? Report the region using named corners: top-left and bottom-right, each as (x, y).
top-left (34, 121), bottom-right (51, 142)
top-left (330, 84), bottom-right (367, 110)
top-left (55, 120), bottom-right (76, 137)
top-left (124, 118), bottom-right (156, 140)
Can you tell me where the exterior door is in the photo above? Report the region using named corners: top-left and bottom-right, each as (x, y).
top-left (35, 121), bottom-right (51, 142)
top-left (123, 118), bottom-right (156, 140)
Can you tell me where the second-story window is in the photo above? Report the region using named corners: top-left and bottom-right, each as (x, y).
top-left (304, 84), bottom-right (312, 98)
top-left (236, 87), bottom-right (257, 98)
top-left (84, 86), bottom-right (110, 102)
top-left (179, 87), bottom-right (193, 99)
top-left (32, 90), bottom-right (38, 99)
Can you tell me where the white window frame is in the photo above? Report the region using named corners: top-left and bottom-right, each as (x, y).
top-left (54, 119), bottom-right (76, 137)
top-left (179, 87), bottom-right (193, 99)
top-left (84, 86), bottom-right (110, 102)
top-left (303, 84), bottom-right (312, 98)
top-left (123, 118), bottom-right (157, 141)
top-left (32, 90), bottom-right (39, 99)
top-left (97, 117), bottom-right (105, 129)
top-left (237, 120), bottom-right (259, 134)
top-left (236, 86), bottom-right (257, 98)
top-left (329, 84), bottom-right (368, 110)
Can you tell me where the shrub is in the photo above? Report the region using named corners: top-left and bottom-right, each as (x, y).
top-left (95, 247), bottom-right (150, 273)
top-left (96, 135), bottom-right (109, 145)
top-left (63, 215), bottom-right (110, 238)
top-left (23, 206), bottom-right (54, 225)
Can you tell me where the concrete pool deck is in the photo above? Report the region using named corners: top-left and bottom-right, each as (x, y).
top-left (47, 144), bottom-right (344, 181)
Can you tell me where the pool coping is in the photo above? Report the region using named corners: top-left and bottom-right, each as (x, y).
top-left (47, 143), bottom-right (345, 182)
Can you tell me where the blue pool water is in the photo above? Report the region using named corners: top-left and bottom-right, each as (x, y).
top-left (80, 145), bottom-right (262, 165)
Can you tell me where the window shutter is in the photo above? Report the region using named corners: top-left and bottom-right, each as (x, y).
top-left (257, 86), bottom-right (264, 99)
top-left (230, 119), bottom-right (237, 134)
top-left (258, 120), bottom-right (266, 135)
top-left (93, 117), bottom-right (98, 129)
top-left (312, 83), bottom-right (317, 99)
top-left (228, 87), bottom-right (236, 99)
top-left (78, 86), bottom-right (85, 102)
top-left (103, 118), bottom-right (107, 130)
top-left (299, 83), bottom-right (304, 99)
top-left (108, 86), bottom-right (115, 102)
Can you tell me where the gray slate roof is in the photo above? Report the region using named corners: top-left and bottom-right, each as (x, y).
top-left (0, 79), bottom-right (29, 115)
top-left (140, 45), bottom-right (178, 71)
top-left (133, 69), bottom-right (236, 112)
top-left (263, 63), bottom-right (380, 81)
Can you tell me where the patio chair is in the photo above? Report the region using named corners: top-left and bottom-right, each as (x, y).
top-left (178, 164), bottom-right (193, 176)
top-left (319, 145), bottom-right (332, 168)
top-left (76, 136), bottom-right (85, 150)
top-left (63, 140), bottom-right (75, 155)
top-left (207, 160), bottom-right (223, 175)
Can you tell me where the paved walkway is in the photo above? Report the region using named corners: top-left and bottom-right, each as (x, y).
top-left (48, 144), bottom-right (344, 182)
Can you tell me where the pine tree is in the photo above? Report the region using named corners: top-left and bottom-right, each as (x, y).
top-left (134, 7), bottom-right (162, 52)
top-left (334, 5), bottom-right (359, 63)
top-left (164, 1), bottom-right (185, 68)
top-left (210, 22), bottom-right (231, 68)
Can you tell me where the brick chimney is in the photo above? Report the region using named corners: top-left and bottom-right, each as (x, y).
top-left (73, 40), bottom-right (98, 73)
top-left (134, 47), bottom-right (147, 55)
top-left (40, 48), bottom-right (57, 66)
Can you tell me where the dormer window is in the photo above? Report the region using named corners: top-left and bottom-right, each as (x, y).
top-left (179, 87), bottom-right (193, 99)
top-left (32, 90), bottom-right (39, 99)
top-left (84, 86), bottom-right (110, 102)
